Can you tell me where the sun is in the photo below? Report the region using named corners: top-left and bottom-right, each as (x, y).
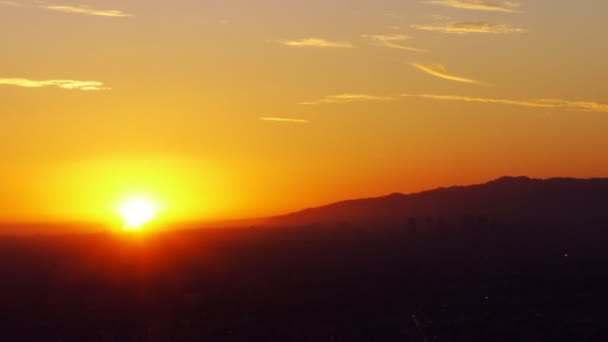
top-left (118, 197), bottom-right (159, 231)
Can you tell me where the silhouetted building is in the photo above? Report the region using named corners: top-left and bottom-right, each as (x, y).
top-left (478, 216), bottom-right (489, 227)
top-left (461, 216), bottom-right (475, 228)
top-left (477, 216), bottom-right (489, 235)
top-left (425, 217), bottom-right (434, 233)
top-left (407, 217), bottom-right (417, 241)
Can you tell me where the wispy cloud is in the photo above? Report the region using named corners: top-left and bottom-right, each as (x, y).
top-left (0, 78), bottom-right (108, 91)
top-left (297, 92), bottom-right (608, 113)
top-left (0, 2), bottom-right (132, 17)
top-left (259, 117), bottom-right (310, 123)
top-left (42, 5), bottom-right (132, 17)
top-left (411, 63), bottom-right (484, 85)
top-left (361, 34), bottom-right (426, 52)
top-left (401, 94), bottom-right (608, 113)
top-left (412, 22), bottom-right (525, 34)
top-left (0, 1), bottom-right (20, 7)
top-left (279, 38), bottom-right (354, 48)
top-left (300, 94), bottom-right (394, 105)
top-left (422, 0), bottom-right (521, 13)
top-left (432, 14), bottom-right (452, 21)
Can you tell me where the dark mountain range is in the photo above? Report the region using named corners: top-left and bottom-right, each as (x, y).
top-left (272, 176), bottom-right (608, 226)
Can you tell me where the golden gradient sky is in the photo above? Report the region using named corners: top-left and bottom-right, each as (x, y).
top-left (1, 0), bottom-right (608, 223)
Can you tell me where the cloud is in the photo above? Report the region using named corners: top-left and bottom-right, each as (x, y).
top-left (422, 0), bottom-right (521, 13)
top-left (0, 2), bottom-right (132, 17)
top-left (296, 92), bottom-right (608, 113)
top-left (432, 14), bottom-right (452, 21)
top-left (259, 117), bottom-right (310, 123)
top-left (412, 22), bottom-right (525, 34)
top-left (401, 94), bottom-right (608, 113)
top-left (0, 78), bottom-right (108, 91)
top-left (0, 1), bottom-right (20, 7)
top-left (361, 35), bottom-right (426, 52)
top-left (411, 63), bottom-right (483, 85)
top-left (42, 5), bottom-right (132, 17)
top-left (279, 38), bottom-right (354, 48)
top-left (300, 94), bottom-right (394, 105)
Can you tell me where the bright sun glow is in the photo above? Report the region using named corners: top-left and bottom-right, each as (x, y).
top-left (118, 197), bottom-right (158, 230)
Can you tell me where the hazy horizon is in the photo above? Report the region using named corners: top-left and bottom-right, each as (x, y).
top-left (1, 174), bottom-right (606, 235)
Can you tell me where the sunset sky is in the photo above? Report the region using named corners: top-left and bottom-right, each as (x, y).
top-left (1, 0), bottom-right (608, 224)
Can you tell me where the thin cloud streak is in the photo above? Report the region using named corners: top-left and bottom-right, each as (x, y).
top-left (0, 1), bottom-right (20, 7)
top-left (301, 92), bottom-right (608, 113)
top-left (300, 94), bottom-right (394, 105)
top-left (361, 35), bottom-right (426, 52)
top-left (42, 5), bottom-right (132, 17)
top-left (259, 117), bottom-right (310, 123)
top-left (401, 94), bottom-right (608, 113)
top-left (411, 63), bottom-right (483, 85)
top-left (422, 0), bottom-right (521, 13)
top-left (0, 78), bottom-right (108, 91)
top-left (0, 2), bottom-right (132, 17)
top-left (412, 22), bottom-right (525, 34)
top-left (279, 38), bottom-right (354, 48)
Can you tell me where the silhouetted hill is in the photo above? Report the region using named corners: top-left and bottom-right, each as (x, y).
top-left (272, 177), bottom-right (608, 226)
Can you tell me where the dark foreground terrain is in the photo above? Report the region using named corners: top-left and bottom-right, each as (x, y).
top-left (2, 177), bottom-right (608, 341)
top-left (0, 218), bottom-right (607, 342)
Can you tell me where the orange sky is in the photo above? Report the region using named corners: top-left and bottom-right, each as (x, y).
top-left (1, 0), bottom-right (608, 224)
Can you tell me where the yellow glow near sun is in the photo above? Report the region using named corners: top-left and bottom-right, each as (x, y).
top-left (118, 197), bottom-right (159, 230)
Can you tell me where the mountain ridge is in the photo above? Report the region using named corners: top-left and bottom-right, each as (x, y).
top-left (271, 176), bottom-right (608, 225)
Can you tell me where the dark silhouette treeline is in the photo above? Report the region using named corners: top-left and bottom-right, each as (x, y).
top-left (1, 176), bottom-right (607, 341)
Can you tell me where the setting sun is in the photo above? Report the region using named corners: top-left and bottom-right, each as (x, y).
top-left (118, 197), bottom-right (159, 231)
